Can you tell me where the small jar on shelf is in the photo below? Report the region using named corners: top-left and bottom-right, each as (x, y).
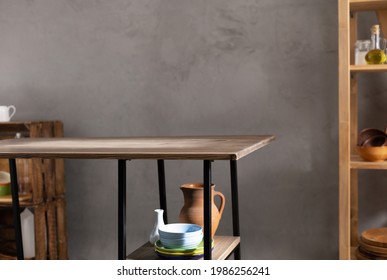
top-left (365, 24), bottom-right (387, 64)
top-left (354, 40), bottom-right (370, 65)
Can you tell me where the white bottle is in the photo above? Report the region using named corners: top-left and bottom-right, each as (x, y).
top-left (149, 209), bottom-right (164, 245)
top-left (21, 208), bottom-right (35, 258)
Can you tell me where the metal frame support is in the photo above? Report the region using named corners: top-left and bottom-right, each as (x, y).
top-left (9, 159), bottom-right (24, 260)
top-left (157, 160), bottom-right (168, 224)
top-left (203, 160), bottom-right (212, 260)
top-left (118, 159), bottom-right (126, 260)
top-left (230, 160), bottom-right (241, 259)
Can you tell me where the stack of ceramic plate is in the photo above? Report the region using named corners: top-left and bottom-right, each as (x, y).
top-left (155, 239), bottom-right (214, 260)
top-left (155, 223), bottom-right (214, 259)
top-left (0, 172), bottom-right (11, 196)
top-left (356, 227), bottom-right (387, 260)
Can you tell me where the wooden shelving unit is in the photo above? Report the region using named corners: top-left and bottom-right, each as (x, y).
top-left (339, 0), bottom-right (387, 260)
top-left (351, 154), bottom-right (387, 169)
top-left (127, 236), bottom-right (240, 260)
top-left (350, 64), bottom-right (387, 72)
top-left (0, 121), bottom-right (68, 259)
top-left (0, 194), bottom-right (32, 206)
top-left (350, 0), bottom-right (387, 11)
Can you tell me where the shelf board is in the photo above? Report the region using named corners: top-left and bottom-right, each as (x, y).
top-left (351, 154), bottom-right (387, 170)
top-left (127, 236), bottom-right (240, 260)
top-left (0, 252), bottom-right (17, 260)
top-left (350, 64), bottom-right (387, 72)
top-left (350, 0), bottom-right (387, 11)
top-left (0, 194), bottom-right (33, 207)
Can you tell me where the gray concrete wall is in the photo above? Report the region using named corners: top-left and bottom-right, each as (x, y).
top-left (1, 0), bottom-right (383, 260)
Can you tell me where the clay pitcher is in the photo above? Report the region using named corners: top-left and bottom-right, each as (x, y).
top-left (179, 183), bottom-right (225, 238)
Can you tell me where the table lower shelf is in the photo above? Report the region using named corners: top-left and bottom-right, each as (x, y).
top-left (127, 236), bottom-right (240, 260)
top-left (0, 254), bottom-right (35, 260)
top-left (0, 194), bottom-right (33, 207)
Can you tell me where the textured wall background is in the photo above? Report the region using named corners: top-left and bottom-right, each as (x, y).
top-left (0, 0), bottom-right (371, 260)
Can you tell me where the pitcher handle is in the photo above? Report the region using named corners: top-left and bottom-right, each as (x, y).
top-left (8, 105), bottom-right (16, 120)
top-left (214, 191), bottom-right (225, 217)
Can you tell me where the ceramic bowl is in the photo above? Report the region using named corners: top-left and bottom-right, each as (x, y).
top-left (362, 135), bottom-right (387, 147)
top-left (160, 234), bottom-right (203, 249)
top-left (357, 146), bottom-right (387, 162)
top-left (0, 171), bottom-right (10, 185)
top-left (159, 223), bottom-right (203, 249)
top-left (160, 233), bottom-right (203, 243)
top-left (159, 223), bottom-right (202, 239)
top-left (358, 128), bottom-right (386, 146)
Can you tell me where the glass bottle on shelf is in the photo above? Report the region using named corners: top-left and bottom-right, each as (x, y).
top-left (365, 24), bottom-right (387, 64)
top-left (354, 40), bottom-right (370, 65)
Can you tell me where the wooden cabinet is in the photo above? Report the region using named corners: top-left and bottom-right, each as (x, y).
top-left (339, 0), bottom-right (387, 260)
top-left (0, 121), bottom-right (68, 259)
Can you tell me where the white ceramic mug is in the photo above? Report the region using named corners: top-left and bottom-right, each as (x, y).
top-left (0, 105), bottom-right (16, 122)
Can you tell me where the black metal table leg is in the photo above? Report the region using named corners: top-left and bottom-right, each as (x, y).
top-left (203, 160), bottom-right (212, 260)
top-left (230, 160), bottom-right (241, 259)
top-left (9, 159), bottom-right (24, 260)
top-left (157, 160), bottom-right (168, 224)
top-left (118, 160), bottom-right (126, 260)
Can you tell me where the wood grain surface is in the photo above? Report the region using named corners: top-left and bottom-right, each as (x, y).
top-left (0, 135), bottom-right (275, 160)
top-left (350, 0), bottom-right (387, 11)
top-left (360, 227), bottom-right (387, 248)
top-left (359, 238), bottom-right (387, 255)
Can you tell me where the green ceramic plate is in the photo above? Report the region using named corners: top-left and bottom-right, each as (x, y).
top-left (0, 184), bottom-right (10, 196)
top-left (155, 239), bottom-right (214, 256)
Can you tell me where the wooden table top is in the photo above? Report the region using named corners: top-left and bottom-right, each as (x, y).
top-left (0, 135), bottom-right (274, 160)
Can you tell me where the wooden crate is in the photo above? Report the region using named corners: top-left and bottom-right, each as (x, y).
top-left (0, 121), bottom-right (68, 259)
